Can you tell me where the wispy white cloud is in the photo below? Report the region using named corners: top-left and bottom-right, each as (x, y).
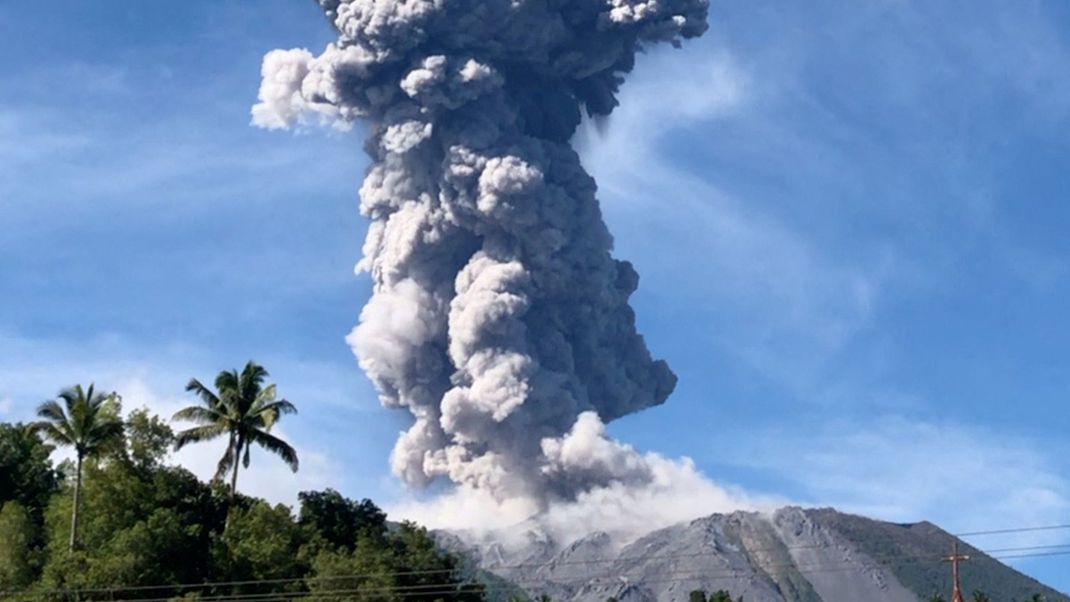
top-left (0, 107), bottom-right (92, 165)
top-left (573, 38), bottom-right (1070, 582)
top-left (578, 46), bottom-right (899, 402)
top-left (726, 415), bottom-right (1070, 549)
top-left (0, 101), bottom-right (363, 221)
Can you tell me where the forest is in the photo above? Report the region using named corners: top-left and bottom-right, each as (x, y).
top-left (0, 364), bottom-right (486, 601)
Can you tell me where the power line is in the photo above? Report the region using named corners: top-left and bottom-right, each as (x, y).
top-left (7, 535), bottom-right (1068, 598)
top-left (18, 519), bottom-right (1068, 599)
top-left (983, 543), bottom-right (1070, 554)
top-left (12, 548), bottom-right (1069, 602)
top-left (955, 523), bottom-right (1070, 537)
top-left (8, 541), bottom-right (1069, 601)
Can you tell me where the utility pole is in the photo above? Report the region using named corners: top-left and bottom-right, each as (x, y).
top-left (944, 541), bottom-right (971, 602)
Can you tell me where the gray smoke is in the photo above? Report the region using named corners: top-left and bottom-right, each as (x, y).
top-left (253, 0), bottom-right (708, 507)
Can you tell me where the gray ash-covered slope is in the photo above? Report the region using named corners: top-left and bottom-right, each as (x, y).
top-left (453, 508), bottom-right (1069, 602)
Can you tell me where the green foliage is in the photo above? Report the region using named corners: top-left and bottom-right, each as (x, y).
top-left (37, 456), bottom-right (225, 598)
top-left (0, 423), bottom-right (58, 525)
top-left (383, 520), bottom-right (483, 601)
top-left (0, 502), bottom-right (38, 591)
top-left (299, 489), bottom-right (387, 553)
top-left (172, 361), bottom-right (299, 505)
top-left (222, 500), bottom-right (304, 584)
top-left (972, 590), bottom-right (990, 602)
top-left (124, 408), bottom-right (175, 471)
top-left (308, 538), bottom-right (398, 602)
top-left (682, 591), bottom-right (735, 602)
top-left (306, 517), bottom-right (484, 602)
top-left (29, 384), bottom-right (124, 459)
top-left (1, 399), bottom-right (482, 602)
top-left (29, 384), bottom-right (125, 551)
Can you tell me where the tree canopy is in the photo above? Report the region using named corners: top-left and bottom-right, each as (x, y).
top-left (173, 361), bottom-right (299, 509)
top-left (0, 407), bottom-right (482, 602)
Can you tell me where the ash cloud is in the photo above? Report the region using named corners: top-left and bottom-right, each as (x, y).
top-left (253, 0), bottom-right (708, 508)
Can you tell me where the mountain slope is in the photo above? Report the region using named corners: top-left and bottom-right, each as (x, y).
top-left (455, 507), bottom-right (1069, 602)
top-left (811, 508), bottom-right (1066, 602)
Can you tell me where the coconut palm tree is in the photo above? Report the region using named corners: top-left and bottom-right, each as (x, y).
top-left (172, 361), bottom-right (298, 511)
top-left (29, 384), bottom-right (124, 550)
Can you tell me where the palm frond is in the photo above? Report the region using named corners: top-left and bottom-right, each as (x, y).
top-left (174, 423), bottom-right (228, 450)
top-left (176, 364), bottom-right (299, 494)
top-left (57, 385), bottom-right (84, 415)
top-left (249, 430), bottom-right (299, 472)
top-left (255, 383), bottom-right (277, 404)
top-left (258, 399), bottom-right (297, 416)
top-left (185, 378), bottom-right (221, 408)
top-left (215, 370), bottom-right (240, 399)
top-left (240, 361), bottom-right (269, 396)
top-left (254, 398), bottom-right (297, 430)
top-left (28, 422), bottom-right (72, 446)
top-left (87, 389), bottom-right (116, 410)
top-left (31, 384), bottom-right (124, 457)
top-left (172, 405), bottom-right (225, 425)
top-left (89, 392), bottom-right (122, 422)
top-left (86, 416), bottom-right (125, 450)
top-left (35, 399), bottom-right (68, 423)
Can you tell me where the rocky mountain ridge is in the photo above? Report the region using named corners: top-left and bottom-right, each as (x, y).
top-left (442, 507), bottom-right (1069, 602)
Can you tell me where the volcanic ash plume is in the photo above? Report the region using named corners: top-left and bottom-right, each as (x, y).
top-left (253, 0), bottom-right (709, 508)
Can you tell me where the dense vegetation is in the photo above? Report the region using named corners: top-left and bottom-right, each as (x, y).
top-left (0, 372), bottom-right (484, 602)
top-left (686, 590), bottom-right (739, 602)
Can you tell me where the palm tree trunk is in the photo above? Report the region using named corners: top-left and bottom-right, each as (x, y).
top-left (69, 453), bottom-right (83, 551)
top-left (229, 445), bottom-right (240, 504)
top-left (223, 439), bottom-right (242, 533)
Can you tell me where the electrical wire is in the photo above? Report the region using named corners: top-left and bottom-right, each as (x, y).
top-left (955, 523), bottom-right (1070, 537)
top-left (13, 548), bottom-right (1068, 602)
top-left (14, 520), bottom-right (1070, 599)
top-left (7, 540), bottom-right (1068, 601)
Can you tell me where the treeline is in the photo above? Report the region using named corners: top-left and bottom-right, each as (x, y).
top-left (0, 365), bottom-right (484, 602)
top-left (0, 412), bottom-right (482, 601)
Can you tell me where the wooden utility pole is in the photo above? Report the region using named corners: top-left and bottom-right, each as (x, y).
top-left (944, 541), bottom-right (971, 602)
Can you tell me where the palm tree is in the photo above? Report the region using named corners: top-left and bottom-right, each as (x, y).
top-left (29, 384), bottom-right (124, 551)
top-left (172, 361), bottom-right (298, 511)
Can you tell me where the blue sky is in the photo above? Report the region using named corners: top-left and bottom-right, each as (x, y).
top-left (3, 0), bottom-right (1070, 591)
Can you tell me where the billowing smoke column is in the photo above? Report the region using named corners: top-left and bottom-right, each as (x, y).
top-left (254, 0), bottom-right (708, 507)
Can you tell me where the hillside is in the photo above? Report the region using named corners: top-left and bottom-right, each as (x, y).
top-left (450, 507), bottom-right (1069, 602)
